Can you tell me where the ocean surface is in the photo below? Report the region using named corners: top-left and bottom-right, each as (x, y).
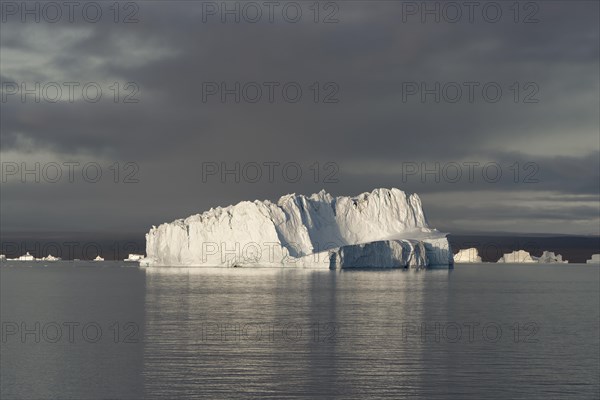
top-left (1, 261), bottom-right (598, 399)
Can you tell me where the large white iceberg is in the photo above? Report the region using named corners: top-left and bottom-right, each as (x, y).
top-left (453, 248), bottom-right (482, 263)
top-left (142, 188), bottom-right (452, 269)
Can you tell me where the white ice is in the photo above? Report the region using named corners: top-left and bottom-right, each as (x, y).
top-left (453, 248), bottom-right (482, 263)
top-left (142, 188), bottom-right (452, 269)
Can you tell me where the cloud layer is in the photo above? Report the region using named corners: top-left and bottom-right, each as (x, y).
top-left (1, 1), bottom-right (599, 235)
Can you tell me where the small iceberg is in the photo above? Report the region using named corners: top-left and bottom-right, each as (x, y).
top-left (17, 252), bottom-right (35, 261)
top-left (453, 248), bottom-right (482, 263)
top-left (124, 254), bottom-right (144, 262)
top-left (498, 250), bottom-right (569, 263)
top-left (535, 251), bottom-right (567, 263)
top-left (93, 255), bottom-right (105, 262)
top-left (497, 250), bottom-right (537, 263)
top-left (587, 254), bottom-right (600, 264)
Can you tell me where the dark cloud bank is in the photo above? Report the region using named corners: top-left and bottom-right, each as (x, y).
top-left (1, 1), bottom-right (599, 248)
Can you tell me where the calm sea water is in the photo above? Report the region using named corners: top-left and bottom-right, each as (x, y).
top-left (1, 262), bottom-right (598, 399)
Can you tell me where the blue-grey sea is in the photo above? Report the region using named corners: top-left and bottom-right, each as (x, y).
top-left (1, 261), bottom-right (599, 399)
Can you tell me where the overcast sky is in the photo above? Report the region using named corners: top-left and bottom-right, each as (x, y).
top-left (1, 1), bottom-right (599, 236)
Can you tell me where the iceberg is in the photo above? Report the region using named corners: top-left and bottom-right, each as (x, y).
top-left (535, 251), bottom-right (567, 263)
top-left (587, 254), bottom-right (600, 264)
top-left (453, 248), bottom-right (482, 263)
top-left (41, 254), bottom-right (61, 261)
top-left (93, 255), bottom-right (104, 262)
top-left (142, 188), bottom-right (452, 269)
top-left (17, 252), bottom-right (35, 261)
top-left (497, 250), bottom-right (569, 264)
top-left (124, 254), bottom-right (144, 262)
top-left (497, 250), bottom-right (537, 263)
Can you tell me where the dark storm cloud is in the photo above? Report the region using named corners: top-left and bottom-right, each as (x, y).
top-left (1, 1), bottom-right (599, 235)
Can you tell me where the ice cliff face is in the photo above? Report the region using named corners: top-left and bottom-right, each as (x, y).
top-left (143, 188), bottom-right (452, 268)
